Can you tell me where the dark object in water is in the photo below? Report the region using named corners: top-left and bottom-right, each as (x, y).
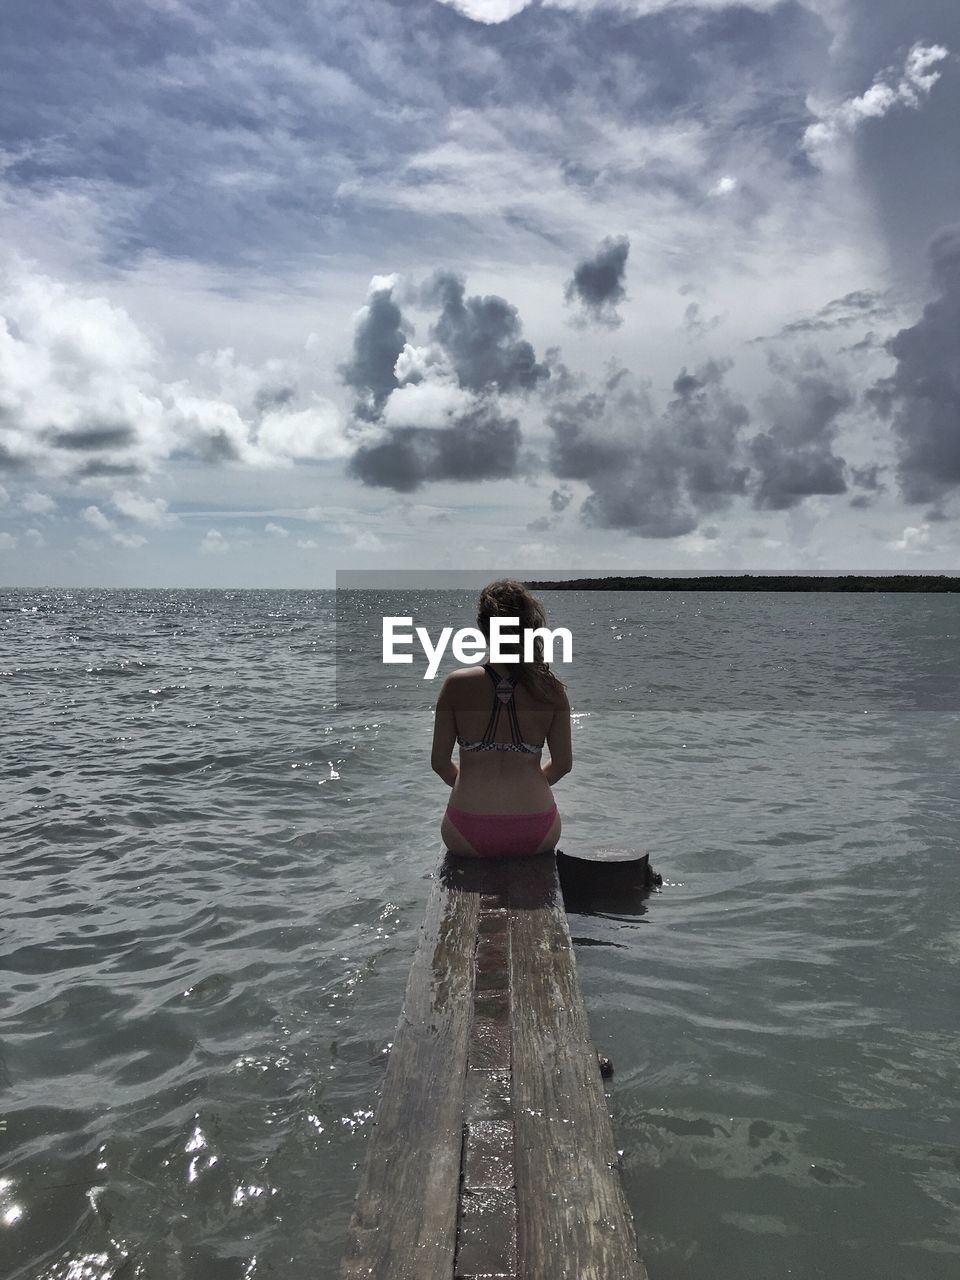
top-left (598, 1052), bottom-right (614, 1078)
top-left (557, 847), bottom-right (661, 915)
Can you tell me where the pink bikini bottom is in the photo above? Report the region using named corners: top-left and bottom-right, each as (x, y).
top-left (445, 803), bottom-right (558, 858)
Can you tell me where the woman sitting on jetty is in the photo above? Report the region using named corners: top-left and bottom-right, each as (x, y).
top-left (431, 579), bottom-right (572, 857)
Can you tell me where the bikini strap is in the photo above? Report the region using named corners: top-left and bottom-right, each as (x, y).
top-left (481, 663), bottom-right (524, 747)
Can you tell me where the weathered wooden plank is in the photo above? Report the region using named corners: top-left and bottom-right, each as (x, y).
top-left (339, 856), bottom-right (482, 1280)
top-left (341, 850), bottom-right (647, 1280)
top-left (509, 854), bottom-right (647, 1280)
top-left (456, 878), bottom-right (518, 1280)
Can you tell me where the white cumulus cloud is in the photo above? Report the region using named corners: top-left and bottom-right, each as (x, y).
top-left (0, 267), bottom-right (168, 477)
top-left (381, 344), bottom-right (478, 429)
top-left (256, 402), bottom-right (347, 462)
top-left (81, 503), bottom-right (147, 547)
top-left (21, 490), bottom-right (56, 515)
top-left (435, 0), bottom-right (780, 20)
top-left (0, 265), bottom-right (351, 482)
top-left (81, 504), bottom-right (113, 533)
top-left (435, 0), bottom-right (530, 23)
top-left (803, 43), bottom-right (950, 169)
top-left (111, 489), bottom-right (177, 527)
top-left (888, 523), bottom-right (937, 554)
top-left (382, 381), bottom-right (476, 431)
top-left (200, 528), bottom-right (230, 554)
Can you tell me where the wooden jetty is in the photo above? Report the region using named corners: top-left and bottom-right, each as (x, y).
top-left (339, 850), bottom-right (648, 1280)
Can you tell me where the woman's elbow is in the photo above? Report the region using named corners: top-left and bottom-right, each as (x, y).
top-left (431, 753), bottom-right (450, 778)
top-left (551, 756), bottom-right (573, 780)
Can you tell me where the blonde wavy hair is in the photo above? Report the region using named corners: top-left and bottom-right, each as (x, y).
top-left (476, 578), bottom-right (565, 703)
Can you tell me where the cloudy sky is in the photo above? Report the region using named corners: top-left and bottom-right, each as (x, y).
top-left (1, 0), bottom-right (959, 586)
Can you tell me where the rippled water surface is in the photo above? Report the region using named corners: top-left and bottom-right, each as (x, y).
top-left (2, 588), bottom-right (959, 1279)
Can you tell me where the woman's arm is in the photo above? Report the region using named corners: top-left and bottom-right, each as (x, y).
top-left (541, 688), bottom-right (573, 785)
top-left (430, 676), bottom-right (459, 787)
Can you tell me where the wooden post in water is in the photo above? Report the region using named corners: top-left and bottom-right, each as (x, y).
top-left (339, 850), bottom-right (647, 1280)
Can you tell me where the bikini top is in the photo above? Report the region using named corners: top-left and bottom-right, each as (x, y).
top-left (457, 663), bottom-right (544, 755)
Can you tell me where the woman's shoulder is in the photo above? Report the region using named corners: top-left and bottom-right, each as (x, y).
top-left (445, 664), bottom-right (486, 682)
top-left (552, 680), bottom-right (571, 705)
top-left (536, 678), bottom-right (570, 712)
top-left (440, 665), bottom-right (487, 693)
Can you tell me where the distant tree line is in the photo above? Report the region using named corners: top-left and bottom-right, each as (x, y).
top-left (524, 574), bottom-right (960, 593)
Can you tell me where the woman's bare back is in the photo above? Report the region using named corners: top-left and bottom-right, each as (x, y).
top-left (437, 664), bottom-right (568, 815)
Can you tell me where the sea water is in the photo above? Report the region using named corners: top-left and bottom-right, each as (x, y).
top-left (2, 588), bottom-right (958, 1279)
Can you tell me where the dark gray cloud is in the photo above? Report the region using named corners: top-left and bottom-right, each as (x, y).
top-left (338, 282), bottom-right (409, 421)
top-left (75, 459), bottom-right (143, 479)
top-left (839, 332), bottom-right (883, 354)
top-left (539, 350), bottom-right (579, 398)
top-left (526, 485), bottom-right (574, 534)
top-left (683, 302), bottom-right (723, 337)
top-left (547, 361), bottom-right (750, 538)
top-left (663, 364), bottom-right (751, 509)
top-left (0, 442), bottom-right (27, 471)
top-left (548, 381), bottom-right (638, 483)
top-left (847, 464), bottom-right (885, 510)
top-left (749, 353), bottom-right (853, 509)
top-left (422, 271), bottom-right (549, 394)
top-left (196, 430), bottom-right (243, 465)
top-left (48, 425), bottom-right (137, 451)
top-left (850, 464), bottom-right (886, 492)
top-left (750, 435), bottom-right (847, 509)
top-left (564, 236), bottom-right (629, 328)
top-left (254, 385), bottom-right (295, 415)
top-left (543, 351), bottom-right (861, 534)
top-left (342, 270), bottom-right (548, 490)
top-left (348, 403), bottom-right (521, 493)
top-left (751, 289), bottom-right (890, 344)
top-left (867, 226), bottom-right (960, 503)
